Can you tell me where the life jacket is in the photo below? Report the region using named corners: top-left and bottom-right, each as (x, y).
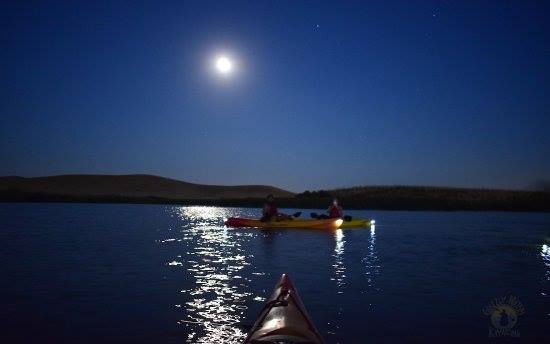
top-left (264, 202), bottom-right (278, 218)
top-left (328, 205), bottom-right (342, 218)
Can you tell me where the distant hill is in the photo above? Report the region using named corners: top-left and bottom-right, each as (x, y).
top-left (1, 175), bottom-right (549, 212)
top-left (0, 174), bottom-right (293, 200)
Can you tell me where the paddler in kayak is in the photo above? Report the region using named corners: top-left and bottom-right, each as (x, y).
top-left (311, 198), bottom-right (347, 220)
top-left (327, 198), bottom-right (343, 218)
top-left (261, 194), bottom-right (293, 222)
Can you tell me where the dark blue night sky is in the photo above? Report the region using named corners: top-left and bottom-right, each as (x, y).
top-left (1, 1), bottom-right (549, 191)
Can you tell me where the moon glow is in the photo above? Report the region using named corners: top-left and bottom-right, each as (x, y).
top-left (215, 56), bottom-right (232, 74)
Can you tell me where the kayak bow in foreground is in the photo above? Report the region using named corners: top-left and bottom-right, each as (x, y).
top-left (244, 274), bottom-right (324, 344)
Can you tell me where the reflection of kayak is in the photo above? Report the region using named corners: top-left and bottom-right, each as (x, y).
top-left (225, 217), bottom-right (342, 230)
top-left (244, 274), bottom-right (324, 344)
top-left (340, 218), bottom-right (374, 228)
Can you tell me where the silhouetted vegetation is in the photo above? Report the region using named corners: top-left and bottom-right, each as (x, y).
top-left (533, 180), bottom-right (550, 192)
top-left (295, 190), bottom-right (332, 198)
top-left (2, 187), bottom-right (550, 212)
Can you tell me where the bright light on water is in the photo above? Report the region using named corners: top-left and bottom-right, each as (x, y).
top-left (332, 229), bottom-right (346, 292)
top-left (362, 223), bottom-right (380, 296)
top-left (542, 244), bottom-right (550, 282)
top-left (172, 206), bottom-right (252, 343)
top-left (180, 206), bottom-right (231, 224)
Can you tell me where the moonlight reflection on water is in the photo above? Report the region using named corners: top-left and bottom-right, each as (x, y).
top-left (169, 207), bottom-right (256, 343)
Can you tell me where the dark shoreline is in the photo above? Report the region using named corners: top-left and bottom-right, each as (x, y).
top-left (2, 190), bottom-right (549, 212)
top-left (2, 175), bottom-right (549, 212)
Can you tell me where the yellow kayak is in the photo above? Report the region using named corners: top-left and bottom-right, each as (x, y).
top-left (225, 217), bottom-right (373, 229)
top-left (225, 217), bottom-right (342, 229)
top-left (339, 218), bottom-right (374, 228)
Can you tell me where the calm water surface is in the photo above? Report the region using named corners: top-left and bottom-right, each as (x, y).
top-left (1, 203), bottom-right (549, 343)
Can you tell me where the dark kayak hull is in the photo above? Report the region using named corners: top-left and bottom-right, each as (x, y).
top-left (244, 274), bottom-right (324, 344)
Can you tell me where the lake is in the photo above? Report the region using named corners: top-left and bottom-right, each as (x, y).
top-left (1, 203), bottom-right (549, 343)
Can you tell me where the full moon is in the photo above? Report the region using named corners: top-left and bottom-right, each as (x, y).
top-left (215, 56), bottom-right (232, 74)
